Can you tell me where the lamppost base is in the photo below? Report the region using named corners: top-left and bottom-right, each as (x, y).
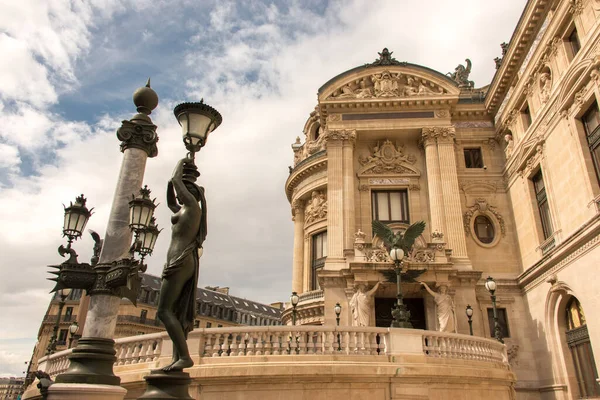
top-left (55, 337), bottom-right (120, 386)
top-left (138, 370), bottom-right (193, 400)
top-left (46, 383), bottom-right (126, 400)
top-left (390, 320), bottom-right (414, 329)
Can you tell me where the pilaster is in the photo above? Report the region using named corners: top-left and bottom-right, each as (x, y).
top-left (323, 129), bottom-right (355, 270)
top-left (342, 132), bottom-right (357, 252)
top-left (434, 126), bottom-right (469, 260)
top-left (421, 128), bottom-right (446, 239)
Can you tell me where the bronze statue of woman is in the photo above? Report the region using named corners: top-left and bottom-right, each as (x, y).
top-left (157, 157), bottom-right (207, 371)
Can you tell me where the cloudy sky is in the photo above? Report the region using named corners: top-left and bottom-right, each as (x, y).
top-left (0, 0), bottom-right (526, 377)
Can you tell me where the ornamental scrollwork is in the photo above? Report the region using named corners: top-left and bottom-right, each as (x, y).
top-left (358, 140), bottom-right (419, 175)
top-left (305, 191), bottom-right (328, 225)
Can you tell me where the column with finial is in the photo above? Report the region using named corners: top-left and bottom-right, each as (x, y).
top-left (55, 80), bottom-right (159, 392)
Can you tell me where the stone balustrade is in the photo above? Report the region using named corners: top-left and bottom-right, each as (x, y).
top-left (114, 332), bottom-right (164, 365)
top-left (37, 326), bottom-right (508, 379)
top-left (297, 289), bottom-right (324, 303)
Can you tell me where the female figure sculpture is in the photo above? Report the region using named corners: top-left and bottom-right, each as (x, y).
top-left (157, 157), bottom-right (207, 371)
top-left (349, 281), bottom-right (381, 326)
top-left (419, 282), bottom-right (457, 333)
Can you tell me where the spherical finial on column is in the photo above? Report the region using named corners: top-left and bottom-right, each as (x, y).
top-left (133, 78), bottom-right (159, 115)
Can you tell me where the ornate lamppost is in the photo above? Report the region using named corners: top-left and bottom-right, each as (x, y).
top-left (290, 292), bottom-right (299, 326)
top-left (485, 276), bottom-right (504, 343)
top-left (45, 81), bottom-right (161, 400)
top-left (389, 247), bottom-right (413, 328)
top-left (465, 305), bottom-right (474, 336)
top-left (46, 288), bottom-right (72, 355)
top-left (138, 100), bottom-right (221, 400)
top-left (334, 303), bottom-right (342, 351)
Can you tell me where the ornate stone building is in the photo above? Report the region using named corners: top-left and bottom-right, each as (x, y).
top-left (0, 377), bottom-right (24, 399)
top-left (28, 274), bottom-right (282, 377)
top-left (284, 0), bottom-right (600, 398)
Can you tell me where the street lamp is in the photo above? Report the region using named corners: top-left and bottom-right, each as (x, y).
top-left (46, 288), bottom-right (72, 355)
top-left (389, 247), bottom-right (412, 328)
top-left (137, 217), bottom-right (161, 263)
top-left (290, 292), bottom-right (299, 326)
top-left (334, 303), bottom-right (342, 351)
top-left (128, 185), bottom-right (157, 233)
top-left (62, 195), bottom-right (93, 246)
top-left (465, 305), bottom-right (474, 336)
top-left (485, 276), bottom-right (504, 343)
top-left (68, 321), bottom-right (79, 349)
top-left (173, 100), bottom-right (223, 157)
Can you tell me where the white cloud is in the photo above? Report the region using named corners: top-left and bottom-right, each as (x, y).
top-left (0, 0), bottom-right (527, 377)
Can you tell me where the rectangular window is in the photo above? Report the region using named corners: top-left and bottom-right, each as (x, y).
top-left (522, 104), bottom-right (532, 131)
top-left (464, 148), bottom-right (484, 168)
top-left (569, 28), bottom-right (581, 56)
top-left (532, 170), bottom-right (553, 239)
top-left (206, 322), bottom-right (212, 328)
top-left (311, 231), bottom-right (327, 290)
top-left (487, 308), bottom-right (510, 339)
top-left (194, 320), bottom-right (200, 328)
top-left (64, 307), bottom-right (73, 321)
top-left (140, 309), bottom-right (147, 323)
top-left (583, 101), bottom-right (600, 185)
top-left (217, 324), bottom-right (223, 328)
top-left (371, 190), bottom-right (409, 223)
top-left (58, 329), bottom-right (68, 344)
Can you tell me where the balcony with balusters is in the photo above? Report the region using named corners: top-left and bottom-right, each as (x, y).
top-left (25, 325), bottom-right (515, 400)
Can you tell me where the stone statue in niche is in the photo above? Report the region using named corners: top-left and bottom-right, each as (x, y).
top-left (350, 281), bottom-right (381, 326)
top-left (305, 191), bottom-right (328, 224)
top-left (419, 282), bottom-right (457, 333)
top-left (539, 72), bottom-right (552, 103)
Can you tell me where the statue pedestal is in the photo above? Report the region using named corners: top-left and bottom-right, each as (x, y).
top-left (138, 370), bottom-right (193, 400)
top-left (47, 383), bottom-right (126, 400)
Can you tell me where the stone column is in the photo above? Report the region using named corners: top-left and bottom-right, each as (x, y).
top-left (324, 129), bottom-right (354, 270)
top-left (436, 127), bottom-right (468, 259)
top-left (342, 133), bottom-right (357, 252)
top-left (55, 83), bottom-right (159, 391)
top-left (291, 200), bottom-right (305, 294)
top-left (421, 128), bottom-right (446, 239)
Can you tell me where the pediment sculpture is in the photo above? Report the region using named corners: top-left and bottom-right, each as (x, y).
top-left (358, 140), bottom-right (419, 175)
top-left (305, 191), bottom-right (327, 224)
top-left (327, 71), bottom-right (445, 100)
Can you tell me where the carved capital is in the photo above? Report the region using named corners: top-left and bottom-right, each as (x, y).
top-left (116, 120), bottom-right (159, 157)
top-left (569, 0), bottom-right (584, 15)
top-left (321, 129), bottom-right (356, 143)
top-left (422, 126), bottom-right (456, 144)
top-left (292, 199), bottom-right (305, 219)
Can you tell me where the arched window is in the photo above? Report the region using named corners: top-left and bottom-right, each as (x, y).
top-left (474, 215), bottom-right (495, 244)
top-left (565, 297), bottom-right (600, 397)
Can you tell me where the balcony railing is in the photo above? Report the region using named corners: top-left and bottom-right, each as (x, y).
top-left (36, 326), bottom-right (508, 380)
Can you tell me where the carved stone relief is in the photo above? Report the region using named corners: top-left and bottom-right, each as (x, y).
top-left (358, 140), bottom-right (419, 175)
top-left (327, 71), bottom-right (445, 100)
top-left (463, 198), bottom-right (506, 238)
top-left (305, 191), bottom-right (328, 225)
